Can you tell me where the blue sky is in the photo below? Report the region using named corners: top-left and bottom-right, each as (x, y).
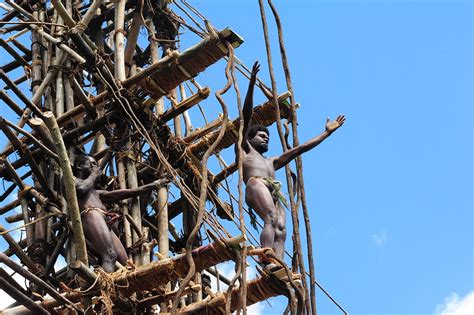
top-left (191, 0), bottom-right (473, 314)
top-left (0, 0), bottom-right (472, 314)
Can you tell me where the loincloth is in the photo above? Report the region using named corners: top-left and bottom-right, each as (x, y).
top-left (247, 176), bottom-right (289, 230)
top-left (82, 207), bottom-right (121, 226)
top-left (82, 207), bottom-right (107, 216)
top-left (250, 176), bottom-right (289, 208)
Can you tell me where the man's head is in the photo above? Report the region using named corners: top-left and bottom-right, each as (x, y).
top-left (73, 154), bottom-right (98, 177)
top-left (248, 124), bottom-right (269, 153)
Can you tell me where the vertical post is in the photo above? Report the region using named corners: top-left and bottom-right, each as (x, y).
top-left (19, 195), bottom-right (34, 246)
top-left (43, 111), bottom-right (88, 265)
top-left (146, 17), bottom-right (172, 310)
top-left (117, 159), bottom-right (132, 252)
top-left (180, 84), bottom-right (193, 136)
top-left (126, 153), bottom-right (143, 265)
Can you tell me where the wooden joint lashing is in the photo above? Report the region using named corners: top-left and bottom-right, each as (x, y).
top-left (159, 87), bottom-right (210, 123)
top-left (114, 28), bottom-right (127, 39)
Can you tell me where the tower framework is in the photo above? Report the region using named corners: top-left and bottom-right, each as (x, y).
top-left (0, 1), bottom-right (332, 314)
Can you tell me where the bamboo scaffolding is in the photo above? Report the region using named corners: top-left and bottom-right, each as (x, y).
top-left (0, 1), bottom-right (325, 313)
top-left (4, 237), bottom-right (247, 313)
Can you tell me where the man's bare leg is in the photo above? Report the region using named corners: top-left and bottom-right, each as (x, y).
top-left (81, 210), bottom-right (120, 272)
top-left (245, 178), bottom-right (278, 254)
top-left (273, 203), bottom-right (287, 261)
top-left (111, 232), bottom-right (128, 266)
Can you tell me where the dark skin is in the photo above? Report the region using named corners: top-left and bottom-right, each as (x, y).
top-left (74, 156), bottom-right (167, 272)
top-left (239, 62), bottom-right (346, 262)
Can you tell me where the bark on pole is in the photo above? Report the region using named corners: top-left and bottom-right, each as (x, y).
top-left (127, 154), bottom-right (143, 264)
top-left (42, 111), bottom-right (88, 265)
top-left (179, 275), bottom-right (288, 314)
top-left (0, 223), bottom-right (38, 272)
top-left (117, 160), bottom-right (132, 251)
top-left (0, 276), bottom-right (50, 315)
top-left (19, 195), bottom-right (34, 247)
top-left (156, 187), bottom-right (169, 260)
top-left (0, 253), bottom-right (80, 311)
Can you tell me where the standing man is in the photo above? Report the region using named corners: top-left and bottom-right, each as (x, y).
top-left (238, 62), bottom-right (345, 268)
top-left (73, 154), bottom-right (167, 272)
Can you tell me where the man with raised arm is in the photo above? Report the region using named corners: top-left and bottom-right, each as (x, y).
top-left (73, 154), bottom-right (167, 272)
top-left (238, 62), bottom-right (345, 268)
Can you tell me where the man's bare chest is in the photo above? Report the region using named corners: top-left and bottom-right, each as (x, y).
top-left (78, 190), bottom-right (106, 210)
top-left (242, 151), bottom-right (275, 179)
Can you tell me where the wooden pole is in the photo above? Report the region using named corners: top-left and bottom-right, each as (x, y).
top-left (179, 275), bottom-right (288, 314)
top-left (0, 253), bottom-right (80, 311)
top-left (126, 153), bottom-right (143, 264)
top-left (19, 197), bottom-right (34, 247)
top-left (42, 111), bottom-right (88, 265)
top-left (0, 223), bottom-right (39, 272)
top-left (117, 159), bottom-right (132, 251)
top-left (0, 276), bottom-right (50, 315)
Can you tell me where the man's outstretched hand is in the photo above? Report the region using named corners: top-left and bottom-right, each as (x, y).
top-left (250, 61), bottom-right (260, 82)
top-left (325, 115), bottom-right (346, 133)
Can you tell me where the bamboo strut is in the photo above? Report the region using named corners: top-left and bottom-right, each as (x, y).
top-left (117, 159), bottom-right (132, 251)
top-left (0, 117), bottom-right (58, 160)
top-left (178, 275), bottom-right (288, 314)
top-left (0, 223), bottom-right (38, 272)
top-left (5, 212), bottom-right (23, 223)
top-left (0, 268), bottom-right (26, 295)
top-left (0, 253), bottom-right (81, 312)
top-left (19, 197), bottom-right (34, 247)
top-left (3, 239), bottom-right (26, 257)
top-left (0, 157), bottom-right (48, 207)
top-left (42, 111), bottom-right (88, 266)
top-left (124, 12), bottom-right (142, 74)
top-left (0, 118), bottom-right (55, 199)
top-left (0, 198), bottom-right (20, 215)
top-left (0, 275), bottom-right (50, 315)
top-left (0, 38), bottom-right (29, 67)
top-left (160, 87), bottom-right (210, 123)
top-left (5, 1), bottom-right (85, 64)
top-left (0, 89), bottom-right (23, 116)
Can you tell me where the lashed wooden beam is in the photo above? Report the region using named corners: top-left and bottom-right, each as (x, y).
top-left (5, 237), bottom-right (246, 312)
top-left (113, 236), bottom-right (243, 296)
top-left (179, 275), bottom-right (289, 314)
top-left (0, 253), bottom-right (81, 312)
top-left (159, 87), bottom-right (210, 123)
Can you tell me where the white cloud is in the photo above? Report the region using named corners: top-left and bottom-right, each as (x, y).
top-left (371, 230), bottom-right (388, 248)
top-left (435, 291), bottom-right (474, 315)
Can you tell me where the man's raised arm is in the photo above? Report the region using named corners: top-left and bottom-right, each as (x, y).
top-left (273, 115), bottom-right (346, 170)
top-left (99, 178), bottom-right (168, 203)
top-left (74, 167), bottom-right (100, 196)
top-left (240, 61), bottom-right (260, 153)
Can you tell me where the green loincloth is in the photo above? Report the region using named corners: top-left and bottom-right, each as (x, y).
top-left (248, 176), bottom-right (289, 230)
